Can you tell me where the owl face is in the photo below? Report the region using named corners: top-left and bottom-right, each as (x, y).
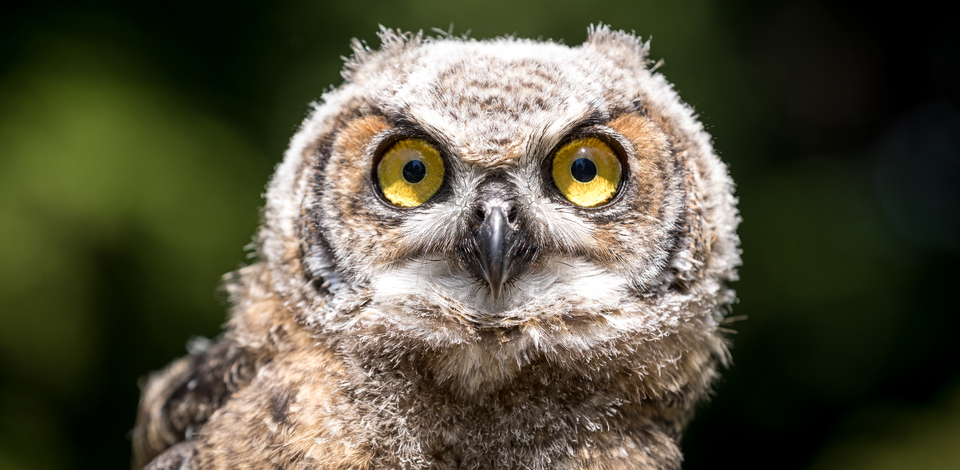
top-left (261, 27), bottom-right (739, 389)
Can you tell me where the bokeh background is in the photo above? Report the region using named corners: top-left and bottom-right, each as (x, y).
top-left (2, 0), bottom-right (959, 469)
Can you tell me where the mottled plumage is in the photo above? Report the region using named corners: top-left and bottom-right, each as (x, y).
top-left (133, 25), bottom-right (741, 470)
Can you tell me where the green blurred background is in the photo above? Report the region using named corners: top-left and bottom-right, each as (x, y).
top-left (2, 0), bottom-right (959, 469)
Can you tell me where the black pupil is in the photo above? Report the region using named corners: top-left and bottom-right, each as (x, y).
top-left (402, 160), bottom-right (426, 183)
top-left (570, 158), bottom-right (597, 183)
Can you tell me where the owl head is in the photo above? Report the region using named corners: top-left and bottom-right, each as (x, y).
top-left (256, 25), bottom-right (740, 397)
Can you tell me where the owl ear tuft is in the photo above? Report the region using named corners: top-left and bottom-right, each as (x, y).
top-left (584, 24), bottom-right (652, 71)
top-left (342, 26), bottom-right (426, 82)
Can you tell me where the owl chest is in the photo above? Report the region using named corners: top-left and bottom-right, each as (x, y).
top-left (348, 373), bottom-right (665, 470)
top-left (330, 361), bottom-right (650, 469)
top-left (198, 353), bottom-right (650, 469)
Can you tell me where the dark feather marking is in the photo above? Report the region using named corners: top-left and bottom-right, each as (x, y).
top-left (271, 389), bottom-right (296, 425)
top-left (143, 441), bottom-right (195, 470)
top-left (133, 340), bottom-right (258, 468)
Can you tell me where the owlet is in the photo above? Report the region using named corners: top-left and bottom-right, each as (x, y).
top-left (133, 24), bottom-right (741, 470)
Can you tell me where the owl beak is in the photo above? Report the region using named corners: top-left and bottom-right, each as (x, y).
top-left (476, 207), bottom-right (510, 300)
top-left (473, 206), bottom-right (527, 301)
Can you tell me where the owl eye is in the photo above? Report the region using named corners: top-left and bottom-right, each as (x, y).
top-left (376, 138), bottom-right (445, 208)
top-left (551, 137), bottom-right (622, 207)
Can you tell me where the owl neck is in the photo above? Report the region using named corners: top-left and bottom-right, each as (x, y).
top-left (323, 330), bottom-right (705, 469)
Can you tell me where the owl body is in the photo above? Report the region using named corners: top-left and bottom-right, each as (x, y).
top-left (133, 26), bottom-right (740, 470)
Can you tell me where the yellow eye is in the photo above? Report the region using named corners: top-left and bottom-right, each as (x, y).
top-left (551, 137), bottom-right (622, 207)
top-left (377, 139), bottom-right (445, 207)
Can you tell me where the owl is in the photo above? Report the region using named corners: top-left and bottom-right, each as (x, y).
top-left (132, 25), bottom-right (741, 470)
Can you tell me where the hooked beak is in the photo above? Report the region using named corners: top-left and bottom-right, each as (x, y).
top-left (470, 206), bottom-right (535, 301)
